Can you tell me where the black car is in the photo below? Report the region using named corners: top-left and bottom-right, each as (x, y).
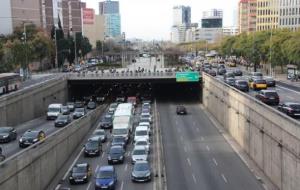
top-left (278, 102), bottom-right (300, 117)
top-left (92, 129), bottom-right (107, 143)
top-left (0, 127), bottom-right (17, 143)
top-left (225, 78), bottom-right (236, 86)
top-left (107, 145), bottom-right (125, 164)
top-left (176, 106), bottom-right (187, 115)
top-left (87, 101), bottom-right (97, 110)
top-left (223, 72), bottom-right (235, 80)
top-left (67, 102), bottom-right (75, 112)
top-left (208, 69), bottom-right (217, 76)
top-left (234, 80), bottom-right (249, 92)
top-left (100, 114), bottom-right (113, 129)
top-left (233, 69), bottom-right (243, 76)
top-left (111, 136), bottom-right (126, 149)
top-left (54, 115), bottom-right (71, 127)
top-left (131, 161), bottom-right (152, 182)
top-left (74, 101), bottom-right (84, 108)
top-left (73, 108), bottom-right (86, 119)
top-left (255, 90), bottom-right (280, 105)
top-left (69, 163), bottom-right (92, 184)
top-left (84, 137), bottom-right (102, 157)
top-left (217, 68), bottom-right (227, 75)
top-left (19, 130), bottom-right (46, 148)
top-left (61, 106), bottom-right (70, 115)
top-left (264, 77), bottom-right (276, 87)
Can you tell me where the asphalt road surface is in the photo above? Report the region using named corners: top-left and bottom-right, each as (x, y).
top-left (158, 101), bottom-right (265, 190)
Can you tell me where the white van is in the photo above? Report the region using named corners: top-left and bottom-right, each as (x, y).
top-left (47, 104), bottom-right (62, 120)
top-left (112, 124), bottom-right (130, 142)
top-left (134, 126), bottom-right (150, 143)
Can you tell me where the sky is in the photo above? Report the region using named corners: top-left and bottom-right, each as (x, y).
top-left (82, 0), bottom-right (239, 40)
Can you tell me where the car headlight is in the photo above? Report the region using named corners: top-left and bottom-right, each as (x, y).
top-left (69, 176), bottom-right (73, 179)
top-left (108, 156), bottom-right (111, 160)
top-left (119, 156), bottom-right (123, 160)
top-left (83, 176), bottom-right (87, 179)
top-left (19, 138), bottom-right (23, 142)
top-left (108, 181), bottom-right (114, 186)
top-left (33, 138), bottom-right (38, 142)
top-left (132, 173), bottom-right (137, 177)
top-left (145, 172), bottom-right (151, 177)
top-left (3, 135), bottom-right (8, 138)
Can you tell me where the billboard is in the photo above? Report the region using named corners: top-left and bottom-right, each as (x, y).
top-left (201, 18), bottom-right (222, 28)
top-left (83, 8), bottom-right (95, 25)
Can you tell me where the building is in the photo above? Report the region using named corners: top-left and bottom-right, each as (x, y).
top-left (223, 26), bottom-right (239, 36)
top-left (238, 0), bottom-right (257, 33)
top-left (256, 0), bottom-right (279, 31)
top-left (0, 0), bottom-right (82, 36)
top-left (279, 0), bottom-right (300, 30)
top-left (82, 8), bottom-right (105, 48)
top-left (99, 0), bottom-right (121, 38)
top-left (195, 9), bottom-right (223, 43)
top-left (171, 5), bottom-right (191, 43)
top-left (185, 23), bottom-right (198, 42)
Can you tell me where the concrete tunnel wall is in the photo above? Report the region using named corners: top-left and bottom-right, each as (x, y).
top-left (0, 105), bottom-right (106, 190)
top-left (0, 77), bottom-right (68, 126)
top-left (203, 73), bottom-right (300, 190)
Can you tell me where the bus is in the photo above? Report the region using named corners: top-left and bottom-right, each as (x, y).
top-left (0, 73), bottom-right (21, 95)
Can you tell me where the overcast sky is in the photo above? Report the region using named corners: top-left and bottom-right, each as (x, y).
top-left (82, 0), bottom-right (239, 40)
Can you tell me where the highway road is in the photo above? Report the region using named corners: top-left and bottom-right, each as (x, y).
top-left (158, 101), bottom-right (265, 190)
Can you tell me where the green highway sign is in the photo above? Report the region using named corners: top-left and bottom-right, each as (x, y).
top-left (176, 72), bottom-right (200, 82)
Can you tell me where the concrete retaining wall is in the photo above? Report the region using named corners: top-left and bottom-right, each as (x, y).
top-left (0, 105), bottom-right (105, 190)
top-left (0, 76), bottom-right (68, 126)
top-left (203, 73), bottom-right (300, 190)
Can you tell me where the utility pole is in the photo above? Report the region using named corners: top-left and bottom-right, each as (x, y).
top-left (54, 28), bottom-right (58, 68)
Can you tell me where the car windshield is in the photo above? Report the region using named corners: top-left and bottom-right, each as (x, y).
top-left (48, 107), bottom-right (60, 112)
top-left (57, 115), bottom-right (68, 121)
top-left (253, 73), bottom-right (263, 77)
top-left (110, 147), bottom-right (122, 154)
top-left (134, 163), bottom-right (149, 171)
top-left (102, 116), bottom-right (112, 122)
top-left (23, 131), bottom-right (38, 138)
top-left (133, 149), bottom-right (146, 155)
top-left (94, 130), bottom-right (105, 136)
top-left (85, 141), bottom-right (98, 149)
top-left (67, 102), bottom-right (74, 106)
top-left (61, 107), bottom-right (68, 111)
top-left (72, 166), bottom-right (86, 173)
top-left (136, 141), bottom-right (147, 146)
top-left (75, 108), bottom-right (84, 113)
top-left (96, 171), bottom-right (113, 179)
top-left (88, 102), bottom-right (96, 106)
top-left (136, 130), bottom-right (147, 136)
top-left (0, 128), bottom-right (10, 133)
top-left (110, 104), bottom-right (118, 108)
top-left (289, 104), bottom-right (300, 109)
top-left (113, 137), bottom-right (125, 143)
top-left (113, 129), bottom-right (127, 135)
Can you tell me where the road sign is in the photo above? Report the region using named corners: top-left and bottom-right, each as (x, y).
top-left (176, 72), bottom-right (200, 82)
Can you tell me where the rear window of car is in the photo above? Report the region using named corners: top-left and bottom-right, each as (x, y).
top-left (255, 80), bottom-right (266, 84)
top-left (237, 81), bottom-right (248, 85)
top-left (289, 104), bottom-right (300, 109)
top-left (265, 92), bottom-right (278, 97)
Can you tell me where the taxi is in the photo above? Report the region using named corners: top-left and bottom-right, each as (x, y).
top-left (249, 79), bottom-right (267, 90)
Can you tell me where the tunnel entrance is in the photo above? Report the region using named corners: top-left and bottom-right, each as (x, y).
top-left (68, 79), bottom-right (202, 103)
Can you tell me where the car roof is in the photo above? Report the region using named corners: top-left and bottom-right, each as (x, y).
top-left (75, 163), bottom-right (88, 168)
top-left (111, 145), bottom-right (123, 149)
top-left (94, 129), bottom-right (105, 133)
top-left (49, 104), bottom-right (62, 107)
top-left (133, 146), bottom-right (147, 151)
top-left (261, 90), bottom-right (277, 93)
top-left (88, 136), bottom-right (100, 141)
top-left (135, 126), bottom-right (148, 130)
top-left (0, 126), bottom-right (14, 130)
top-left (99, 165), bottom-right (114, 172)
top-left (284, 102), bottom-right (300, 105)
top-left (135, 138), bottom-right (148, 142)
top-left (134, 160), bottom-right (148, 165)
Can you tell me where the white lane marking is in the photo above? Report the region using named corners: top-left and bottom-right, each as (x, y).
top-left (63, 148), bottom-right (84, 180)
top-left (206, 145), bottom-right (210, 151)
top-left (95, 165), bottom-right (99, 173)
top-left (102, 152), bottom-right (105, 158)
top-left (184, 146), bottom-right (187, 153)
top-left (277, 85), bottom-right (300, 95)
top-left (200, 136), bottom-right (204, 141)
top-left (124, 164), bottom-right (128, 171)
top-left (221, 174), bottom-right (228, 183)
top-left (187, 158), bottom-right (192, 166)
top-left (120, 181), bottom-right (124, 190)
top-left (192, 174), bottom-right (197, 184)
top-left (86, 182), bottom-right (92, 190)
top-left (213, 158), bottom-right (218, 166)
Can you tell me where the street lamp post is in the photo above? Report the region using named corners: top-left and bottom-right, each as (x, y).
top-left (23, 22), bottom-right (32, 79)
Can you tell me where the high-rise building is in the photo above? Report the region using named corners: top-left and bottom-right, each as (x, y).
top-left (223, 26), bottom-right (239, 36)
top-left (238, 0), bottom-right (257, 33)
top-left (171, 5), bottom-right (191, 43)
top-left (279, 0), bottom-right (300, 31)
top-left (256, 0), bottom-right (279, 31)
top-left (99, 0), bottom-right (121, 38)
top-left (0, 0), bottom-right (82, 35)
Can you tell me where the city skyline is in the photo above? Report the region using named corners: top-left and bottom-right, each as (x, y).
top-left (82, 0), bottom-right (239, 40)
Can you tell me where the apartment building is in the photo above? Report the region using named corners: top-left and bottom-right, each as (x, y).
top-left (256, 0), bottom-right (280, 31)
top-left (238, 0), bottom-right (257, 33)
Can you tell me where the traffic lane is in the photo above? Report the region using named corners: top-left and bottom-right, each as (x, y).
top-left (159, 101), bottom-right (264, 190)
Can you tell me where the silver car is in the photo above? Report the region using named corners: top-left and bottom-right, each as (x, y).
top-left (131, 146), bottom-right (148, 164)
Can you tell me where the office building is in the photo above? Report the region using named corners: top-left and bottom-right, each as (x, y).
top-left (238, 0), bottom-right (257, 33)
top-left (99, 0), bottom-right (121, 38)
top-left (0, 0), bottom-right (82, 36)
top-left (279, 0), bottom-right (300, 30)
top-left (256, 0), bottom-right (279, 31)
top-left (171, 5), bottom-right (191, 43)
top-left (223, 26), bottom-right (239, 36)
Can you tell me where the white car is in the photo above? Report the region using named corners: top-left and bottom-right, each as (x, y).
top-left (131, 146), bottom-right (148, 164)
top-left (134, 138), bottom-right (150, 153)
top-left (139, 122), bottom-right (151, 129)
top-left (134, 126), bottom-right (150, 143)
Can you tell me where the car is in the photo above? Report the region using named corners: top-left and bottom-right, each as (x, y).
top-left (74, 65), bottom-right (82, 72)
top-left (116, 97), bottom-right (126, 103)
top-left (47, 104), bottom-right (62, 120)
top-left (223, 72), bottom-right (235, 80)
top-left (131, 146), bottom-right (148, 164)
top-left (255, 90), bottom-right (280, 105)
top-left (278, 102), bottom-right (300, 117)
top-left (134, 126), bottom-right (150, 143)
top-left (208, 69), bottom-right (217, 76)
top-left (225, 78), bottom-right (236, 86)
top-left (131, 161), bottom-right (152, 182)
top-left (69, 163), bottom-right (92, 184)
top-left (264, 76), bottom-right (276, 87)
top-left (140, 114), bottom-right (152, 123)
top-left (99, 114), bottom-right (113, 129)
top-left (84, 137), bottom-right (102, 157)
top-left (134, 138), bottom-right (150, 153)
top-left (107, 145), bottom-right (125, 164)
top-left (74, 101), bottom-right (84, 108)
top-left (96, 96), bottom-right (105, 104)
top-left (234, 80), bottom-right (249, 92)
top-left (138, 122), bottom-right (151, 129)
top-left (108, 103), bottom-right (118, 114)
top-left (141, 108), bottom-right (151, 114)
top-left (142, 102), bottom-right (151, 110)
top-left (176, 106), bottom-right (187, 115)
top-left (95, 166), bottom-right (117, 190)
top-left (92, 129), bottom-right (107, 143)
top-left (111, 136), bottom-right (126, 149)
top-left (227, 62), bottom-right (236, 67)
top-left (233, 69), bottom-right (243, 76)
top-left (61, 106), bottom-right (70, 115)
top-left (54, 115), bottom-right (72, 127)
top-left (19, 129), bottom-right (46, 148)
top-left (66, 102), bottom-right (75, 112)
top-left (217, 67), bottom-right (226, 75)
top-left (73, 108), bottom-right (86, 119)
top-left (249, 79), bottom-right (267, 90)
top-left (87, 101), bottom-right (97, 110)
top-left (0, 127), bottom-right (17, 143)
top-left (250, 72), bottom-right (263, 80)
